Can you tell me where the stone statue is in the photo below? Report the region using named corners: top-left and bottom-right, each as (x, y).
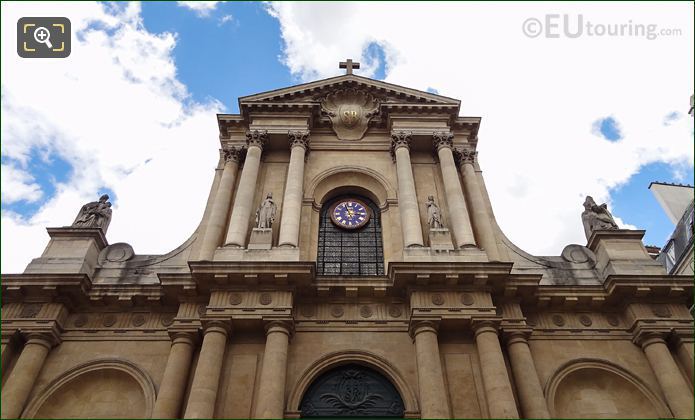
top-left (255, 193), bottom-right (277, 229)
top-left (581, 196), bottom-right (618, 239)
top-left (72, 194), bottom-right (113, 233)
top-left (426, 195), bottom-right (444, 228)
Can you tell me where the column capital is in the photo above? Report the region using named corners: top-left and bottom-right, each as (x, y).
top-left (669, 328), bottom-right (695, 347)
top-left (168, 329), bottom-right (201, 346)
top-left (501, 328), bottom-right (533, 345)
top-left (246, 129), bottom-right (268, 150)
top-left (432, 131), bottom-right (454, 152)
top-left (22, 331), bottom-right (59, 349)
top-left (201, 319), bottom-right (232, 337)
top-left (454, 147), bottom-right (477, 167)
top-left (391, 131), bottom-right (412, 150)
top-left (221, 146), bottom-right (245, 164)
top-left (264, 320), bottom-right (294, 338)
top-left (633, 330), bottom-right (669, 349)
top-left (288, 130), bottom-right (311, 150)
top-left (409, 320), bottom-right (439, 338)
top-left (472, 320), bottom-right (500, 337)
top-left (390, 131), bottom-right (412, 162)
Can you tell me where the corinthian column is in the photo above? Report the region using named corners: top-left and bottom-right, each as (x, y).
top-left (473, 321), bottom-right (518, 418)
top-left (225, 130), bottom-right (267, 247)
top-left (456, 148), bottom-right (501, 261)
top-left (391, 131), bottom-right (424, 248)
top-left (637, 332), bottom-right (694, 418)
top-left (433, 132), bottom-right (476, 248)
top-left (278, 131), bottom-right (310, 248)
top-left (184, 321), bottom-right (231, 419)
top-left (254, 321), bottom-right (293, 418)
top-left (504, 331), bottom-right (549, 418)
top-left (199, 147), bottom-right (243, 260)
top-left (411, 321), bottom-right (450, 418)
top-left (152, 331), bottom-right (198, 418)
top-left (1, 333), bottom-right (55, 419)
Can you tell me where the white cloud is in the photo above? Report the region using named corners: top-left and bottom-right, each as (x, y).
top-left (218, 14), bottom-right (234, 26)
top-left (1, 2), bottom-right (223, 273)
top-left (177, 1), bottom-right (220, 17)
top-left (266, 2), bottom-right (695, 255)
top-left (1, 163), bottom-right (43, 203)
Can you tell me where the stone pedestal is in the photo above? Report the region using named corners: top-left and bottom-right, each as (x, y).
top-left (587, 230), bottom-right (666, 280)
top-left (248, 228), bottom-right (272, 250)
top-left (428, 228), bottom-right (455, 251)
top-left (24, 227), bottom-right (107, 276)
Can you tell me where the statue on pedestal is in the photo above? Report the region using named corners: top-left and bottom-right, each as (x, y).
top-left (581, 196), bottom-right (618, 239)
top-left (426, 195), bottom-right (444, 229)
top-left (256, 193), bottom-right (277, 229)
top-left (72, 194), bottom-right (113, 233)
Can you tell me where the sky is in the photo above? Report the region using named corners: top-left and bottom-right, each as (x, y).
top-left (1, 1), bottom-right (693, 273)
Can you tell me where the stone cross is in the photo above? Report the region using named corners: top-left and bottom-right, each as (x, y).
top-left (339, 58), bottom-right (360, 75)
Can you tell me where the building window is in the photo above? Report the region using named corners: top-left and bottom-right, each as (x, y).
top-left (663, 241), bottom-right (676, 273)
top-left (317, 195), bottom-right (385, 276)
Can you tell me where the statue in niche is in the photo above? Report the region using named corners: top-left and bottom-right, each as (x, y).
top-left (426, 195), bottom-right (444, 229)
top-left (72, 194), bottom-right (113, 233)
top-left (255, 193), bottom-right (277, 229)
top-left (581, 196), bottom-right (619, 239)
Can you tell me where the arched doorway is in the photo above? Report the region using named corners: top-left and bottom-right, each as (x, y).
top-left (300, 364), bottom-right (405, 417)
top-left (317, 195), bottom-right (384, 276)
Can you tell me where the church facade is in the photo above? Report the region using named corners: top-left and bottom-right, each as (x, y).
top-left (2, 66), bottom-right (693, 419)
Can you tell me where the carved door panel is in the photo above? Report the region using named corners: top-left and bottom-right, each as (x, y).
top-left (300, 364), bottom-right (404, 417)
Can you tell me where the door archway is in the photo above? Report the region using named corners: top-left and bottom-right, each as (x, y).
top-left (300, 364), bottom-right (405, 417)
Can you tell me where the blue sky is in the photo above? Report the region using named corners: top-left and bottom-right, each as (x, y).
top-left (2, 2), bottom-right (693, 272)
top-left (142, 2), bottom-right (293, 112)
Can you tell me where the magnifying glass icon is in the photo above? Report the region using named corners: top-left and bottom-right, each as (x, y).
top-left (33, 26), bottom-right (53, 49)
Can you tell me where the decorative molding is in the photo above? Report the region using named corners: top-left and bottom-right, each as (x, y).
top-left (321, 88), bottom-right (379, 140)
top-left (331, 305), bottom-right (345, 318)
top-left (259, 292), bottom-right (273, 306)
top-left (73, 314), bottom-right (88, 328)
top-left (229, 293), bottom-right (243, 305)
top-left (131, 314), bottom-right (146, 327)
top-left (20, 303), bottom-right (42, 319)
top-left (461, 293), bottom-right (474, 306)
top-left (431, 293), bottom-right (444, 306)
top-left (103, 314), bottom-right (118, 327)
top-left (579, 314), bottom-right (593, 326)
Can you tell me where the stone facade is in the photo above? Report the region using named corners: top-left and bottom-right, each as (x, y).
top-left (2, 72), bottom-right (693, 419)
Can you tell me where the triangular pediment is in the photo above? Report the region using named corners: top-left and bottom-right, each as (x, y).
top-left (238, 74), bottom-right (460, 108)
